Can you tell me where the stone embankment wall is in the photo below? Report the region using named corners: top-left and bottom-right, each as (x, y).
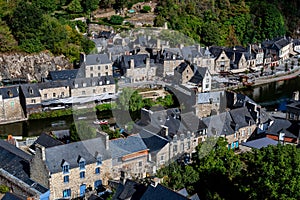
top-left (0, 52), bottom-right (72, 82)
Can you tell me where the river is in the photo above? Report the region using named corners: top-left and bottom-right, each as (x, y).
top-left (242, 76), bottom-right (300, 111)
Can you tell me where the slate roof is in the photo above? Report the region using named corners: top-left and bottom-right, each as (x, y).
top-left (1, 192), bottom-right (27, 200)
top-left (38, 80), bottom-right (70, 90)
top-left (32, 133), bottom-right (63, 149)
top-left (0, 86), bottom-right (19, 99)
top-left (197, 91), bottom-right (225, 104)
top-left (45, 137), bottom-right (111, 173)
top-left (181, 46), bottom-right (202, 61)
top-left (86, 54), bottom-right (111, 66)
top-left (242, 137), bottom-right (278, 149)
top-left (266, 118), bottom-right (292, 135)
top-left (140, 184), bottom-right (189, 200)
top-left (20, 84), bottom-right (41, 98)
top-left (189, 67), bottom-right (208, 85)
top-left (48, 69), bottom-right (83, 81)
top-left (0, 140), bottom-right (49, 194)
top-left (175, 62), bottom-right (190, 74)
top-left (229, 107), bottom-right (255, 129)
top-left (181, 112), bottom-right (207, 133)
top-left (121, 54), bottom-right (149, 69)
top-left (113, 179), bottom-right (147, 200)
top-left (162, 48), bottom-right (184, 60)
top-left (138, 129), bottom-right (169, 153)
top-left (203, 112), bottom-right (234, 136)
top-left (70, 76), bottom-right (115, 89)
top-left (109, 134), bottom-right (148, 159)
top-left (177, 188), bottom-right (189, 197)
top-left (189, 193), bottom-right (200, 200)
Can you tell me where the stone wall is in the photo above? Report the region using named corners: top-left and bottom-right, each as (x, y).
top-left (0, 52), bottom-right (71, 82)
top-left (0, 97), bottom-right (25, 121)
top-left (85, 64), bottom-right (113, 78)
top-left (40, 87), bottom-right (70, 101)
top-left (49, 159), bottom-right (112, 200)
top-left (71, 84), bottom-right (115, 97)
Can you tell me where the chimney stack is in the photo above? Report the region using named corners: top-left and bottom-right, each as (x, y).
top-left (161, 125), bottom-right (169, 137)
top-left (156, 39), bottom-right (161, 49)
top-left (293, 91), bottom-right (299, 101)
top-left (130, 58), bottom-right (135, 69)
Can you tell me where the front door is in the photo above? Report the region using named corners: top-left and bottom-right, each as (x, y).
top-left (80, 184), bottom-right (86, 197)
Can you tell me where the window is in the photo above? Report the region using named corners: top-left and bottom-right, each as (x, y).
top-left (63, 189), bottom-right (71, 198)
top-left (205, 84), bottom-right (209, 89)
top-left (95, 167), bottom-right (100, 174)
top-left (63, 175), bottom-right (69, 183)
top-left (180, 143), bottom-right (184, 151)
top-left (105, 72), bottom-right (108, 76)
top-left (160, 155), bottom-right (165, 162)
top-left (61, 92), bottom-right (64, 97)
top-left (105, 65), bottom-right (108, 70)
top-left (173, 145), bottom-right (177, 153)
top-left (93, 89), bottom-right (96, 94)
top-left (98, 66), bottom-right (100, 70)
top-left (94, 180), bottom-right (102, 189)
top-left (248, 128), bottom-right (251, 135)
top-left (98, 73), bottom-right (101, 77)
top-left (31, 99), bottom-right (36, 104)
top-left (44, 94), bottom-right (47, 99)
top-left (90, 66), bottom-right (93, 71)
top-left (103, 88), bottom-right (106, 92)
top-left (29, 89), bottom-right (33, 94)
top-left (187, 141), bottom-right (191, 149)
top-left (96, 156), bottom-right (102, 166)
top-left (90, 73), bottom-right (93, 77)
top-left (62, 165), bottom-right (69, 174)
top-left (80, 171), bottom-right (85, 179)
top-left (79, 161), bottom-right (85, 170)
top-left (10, 101), bottom-right (14, 108)
top-left (82, 91), bottom-right (86, 95)
top-left (53, 93), bottom-right (56, 98)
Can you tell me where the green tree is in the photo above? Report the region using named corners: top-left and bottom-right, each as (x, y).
top-left (67, 0), bottom-right (83, 13)
top-left (0, 184), bottom-right (9, 193)
top-left (142, 5), bottom-right (151, 13)
top-left (0, 19), bottom-right (18, 52)
top-left (116, 87), bottom-right (143, 112)
top-left (82, 0), bottom-right (99, 13)
top-left (69, 121), bottom-right (97, 142)
top-left (32, 0), bottom-right (57, 13)
top-left (109, 15), bottom-right (124, 25)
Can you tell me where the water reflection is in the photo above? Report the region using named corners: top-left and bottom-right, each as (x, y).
top-left (242, 76), bottom-right (300, 111)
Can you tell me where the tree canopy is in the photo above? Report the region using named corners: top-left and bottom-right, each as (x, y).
top-left (157, 138), bottom-right (300, 200)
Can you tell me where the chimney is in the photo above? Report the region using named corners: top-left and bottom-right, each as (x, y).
top-left (197, 44), bottom-right (201, 52)
top-left (108, 52), bottom-right (112, 61)
top-left (130, 58), bottom-right (135, 69)
top-left (36, 144), bottom-right (46, 161)
top-left (105, 134), bottom-right (109, 150)
top-left (248, 44), bottom-right (252, 54)
top-left (80, 52), bottom-right (86, 64)
top-left (293, 91), bottom-right (299, 101)
top-left (161, 125), bottom-right (169, 137)
top-left (146, 57), bottom-right (150, 69)
top-left (156, 39), bottom-right (161, 49)
top-left (150, 177), bottom-right (160, 187)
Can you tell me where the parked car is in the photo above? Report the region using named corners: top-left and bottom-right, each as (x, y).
top-left (93, 119), bottom-right (109, 125)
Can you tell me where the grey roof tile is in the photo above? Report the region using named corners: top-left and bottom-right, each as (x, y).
top-left (86, 54), bottom-right (111, 66)
top-left (241, 137), bottom-right (278, 149)
top-left (140, 184), bottom-right (189, 200)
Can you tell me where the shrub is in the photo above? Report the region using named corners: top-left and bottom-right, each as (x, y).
top-left (0, 185), bottom-right (9, 193)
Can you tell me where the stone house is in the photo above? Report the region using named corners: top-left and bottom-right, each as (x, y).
top-left (196, 91), bottom-right (227, 118)
top-left (180, 45), bottom-right (203, 66)
top-left (250, 44), bottom-right (264, 68)
top-left (136, 108), bottom-right (207, 172)
top-left (159, 48), bottom-right (185, 76)
top-left (70, 76), bottom-right (115, 97)
top-left (174, 62), bottom-right (212, 93)
top-left (38, 81), bottom-right (71, 102)
top-left (119, 54), bottom-right (157, 82)
top-left (0, 86), bottom-right (25, 122)
top-left (209, 47), bottom-right (231, 73)
top-left (109, 134), bottom-right (149, 180)
top-left (30, 137), bottom-right (112, 200)
top-left (81, 53), bottom-right (113, 78)
top-left (200, 47), bottom-right (216, 74)
top-left (19, 84), bottom-right (42, 116)
top-left (0, 140), bottom-right (50, 200)
top-left (293, 39), bottom-right (300, 54)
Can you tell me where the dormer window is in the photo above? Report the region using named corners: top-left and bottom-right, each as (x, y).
top-left (62, 162), bottom-right (70, 174)
top-left (96, 156), bottom-right (102, 166)
top-left (75, 83), bottom-right (78, 88)
top-left (78, 157), bottom-right (86, 170)
top-left (7, 90), bottom-right (13, 98)
top-left (29, 88), bottom-right (33, 94)
top-left (83, 82), bottom-right (87, 87)
top-left (99, 81), bottom-right (103, 85)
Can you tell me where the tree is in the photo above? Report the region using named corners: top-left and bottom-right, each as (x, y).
top-left (32, 0), bottom-right (57, 13)
top-left (109, 15), bottom-right (124, 25)
top-left (142, 5), bottom-right (151, 13)
top-left (69, 121), bottom-right (97, 142)
top-left (0, 19), bottom-right (18, 52)
top-left (82, 0), bottom-right (99, 13)
top-left (67, 0), bottom-right (83, 13)
top-left (116, 87), bottom-right (143, 112)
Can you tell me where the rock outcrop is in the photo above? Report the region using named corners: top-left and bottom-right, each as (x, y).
top-left (0, 51), bottom-right (72, 81)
